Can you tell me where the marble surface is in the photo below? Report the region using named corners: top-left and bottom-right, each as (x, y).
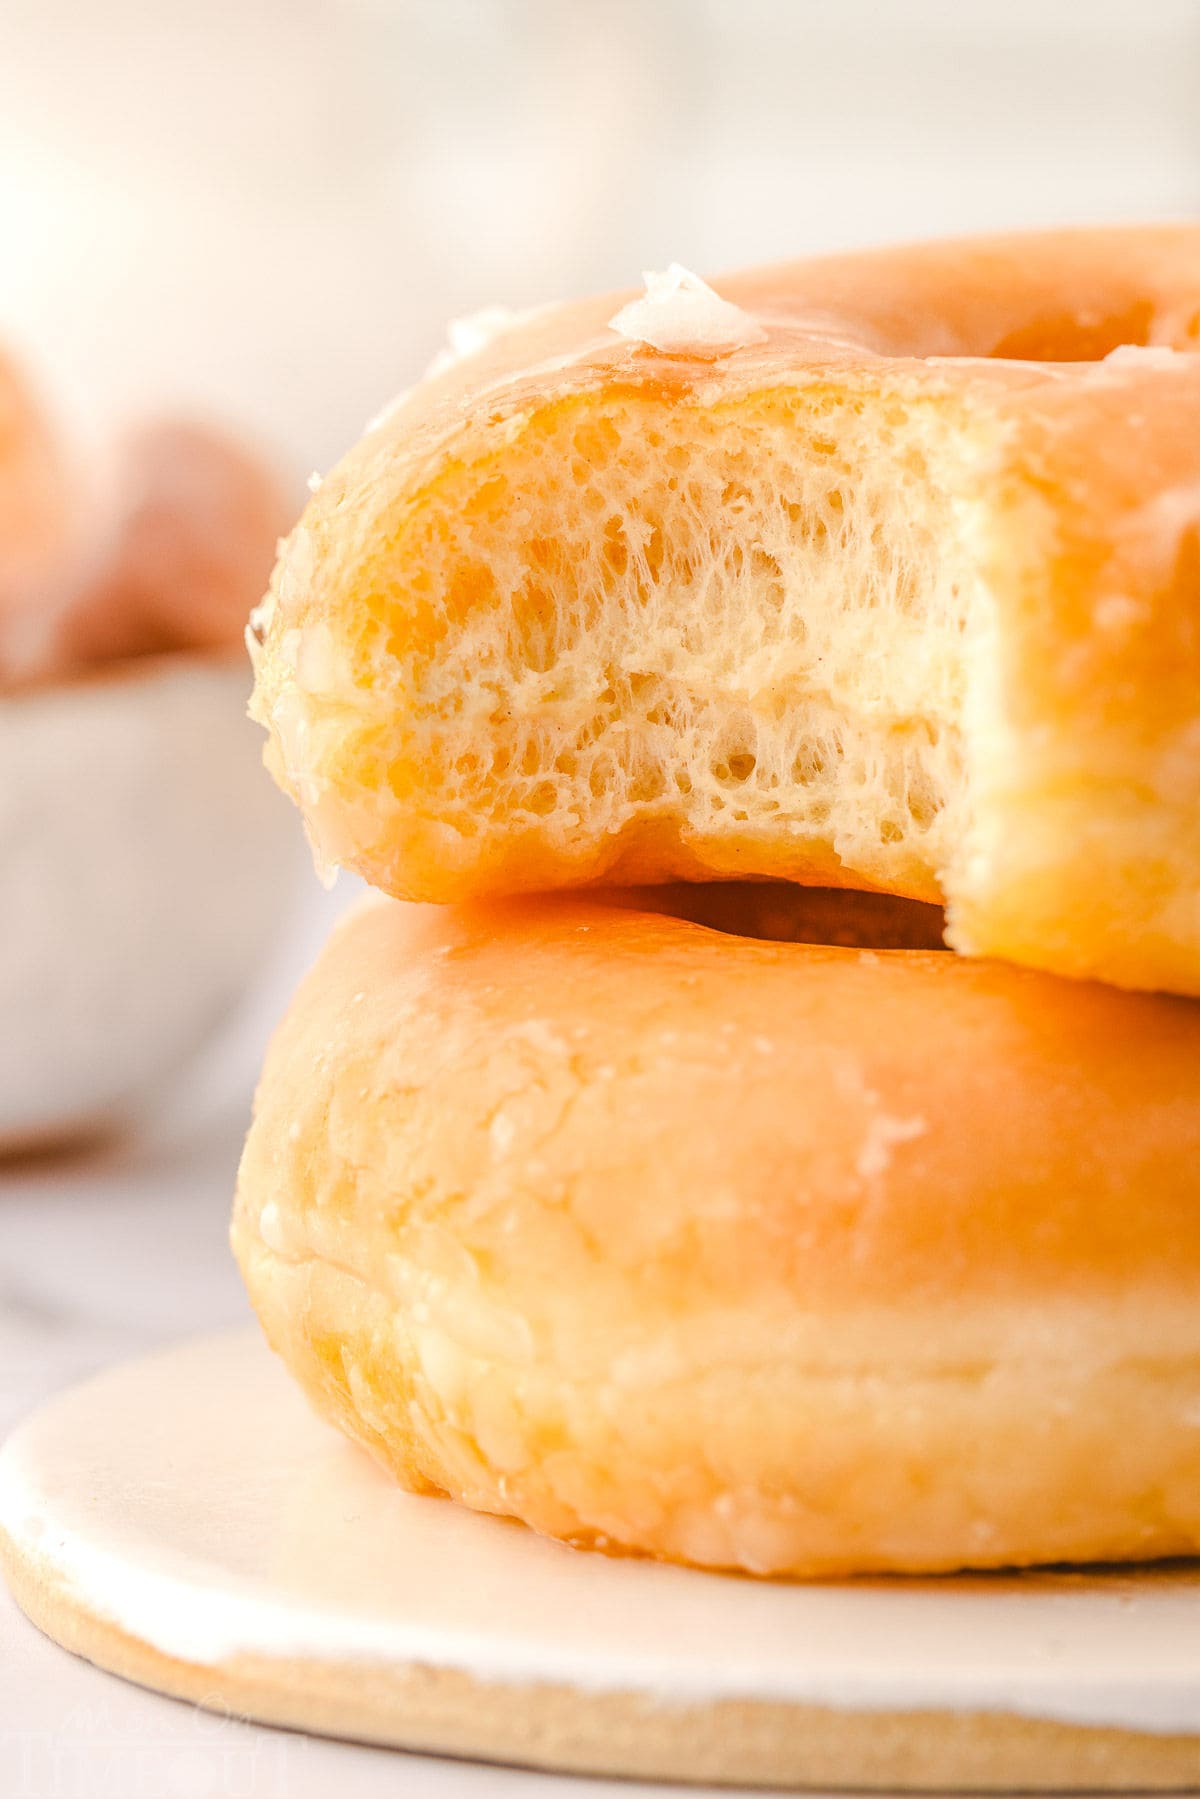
top-left (0, 1101), bottom-right (758, 1799)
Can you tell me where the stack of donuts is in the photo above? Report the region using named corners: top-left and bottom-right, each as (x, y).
top-left (234, 226), bottom-right (1200, 1578)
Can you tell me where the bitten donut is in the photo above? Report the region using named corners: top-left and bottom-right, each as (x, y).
top-left (250, 225), bottom-right (1200, 996)
top-left (233, 888), bottom-right (1200, 1578)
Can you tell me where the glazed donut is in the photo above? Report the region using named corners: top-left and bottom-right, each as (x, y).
top-left (249, 225), bottom-right (1200, 996)
top-left (233, 887), bottom-right (1200, 1578)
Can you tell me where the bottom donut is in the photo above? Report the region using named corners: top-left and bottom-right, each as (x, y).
top-left (232, 888), bottom-right (1200, 1578)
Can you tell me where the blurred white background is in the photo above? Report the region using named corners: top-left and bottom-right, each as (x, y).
top-left (1, 0), bottom-right (1197, 474)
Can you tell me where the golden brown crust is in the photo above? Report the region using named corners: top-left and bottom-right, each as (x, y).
top-left (250, 226), bottom-right (1200, 994)
top-left (234, 890), bottom-right (1200, 1577)
top-left (952, 358), bottom-right (1200, 991)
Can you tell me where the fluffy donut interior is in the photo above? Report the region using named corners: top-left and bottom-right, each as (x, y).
top-left (273, 385), bottom-right (989, 900)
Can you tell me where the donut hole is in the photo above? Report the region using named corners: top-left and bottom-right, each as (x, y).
top-left (991, 298), bottom-right (1156, 362)
top-left (605, 883), bottom-right (949, 952)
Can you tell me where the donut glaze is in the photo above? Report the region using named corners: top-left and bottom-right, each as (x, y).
top-left (250, 226), bottom-right (1200, 995)
top-left (233, 888), bottom-right (1200, 1577)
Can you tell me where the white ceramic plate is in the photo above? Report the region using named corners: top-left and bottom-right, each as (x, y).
top-left (2, 1328), bottom-right (1200, 1790)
